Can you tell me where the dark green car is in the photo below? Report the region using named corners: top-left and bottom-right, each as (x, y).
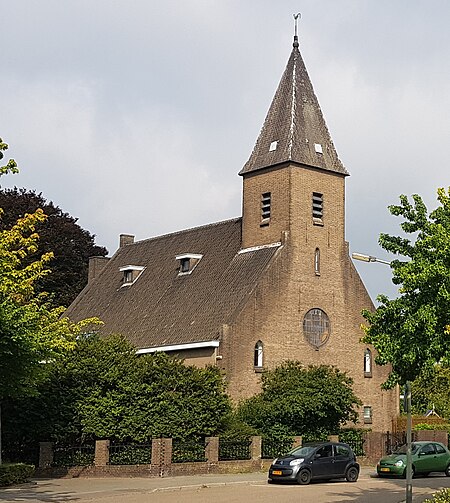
top-left (377, 441), bottom-right (450, 477)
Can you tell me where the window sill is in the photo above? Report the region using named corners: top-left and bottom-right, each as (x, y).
top-left (313, 218), bottom-right (324, 226)
top-left (364, 419), bottom-right (373, 424)
top-left (254, 366), bottom-right (264, 373)
top-left (260, 218), bottom-right (270, 228)
top-left (364, 372), bottom-right (372, 378)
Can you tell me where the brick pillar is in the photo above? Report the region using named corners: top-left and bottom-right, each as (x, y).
top-left (39, 442), bottom-right (53, 468)
top-left (205, 437), bottom-right (219, 464)
top-left (251, 436), bottom-right (262, 460)
top-left (328, 435), bottom-right (339, 443)
top-left (151, 438), bottom-right (172, 476)
top-left (292, 436), bottom-right (302, 448)
top-left (94, 440), bottom-right (110, 466)
top-left (363, 431), bottom-right (385, 463)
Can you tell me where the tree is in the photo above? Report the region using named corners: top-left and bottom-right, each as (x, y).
top-left (3, 334), bottom-right (231, 448)
top-left (237, 362), bottom-right (361, 438)
top-left (0, 137), bottom-right (98, 462)
top-left (411, 364), bottom-right (450, 419)
top-left (362, 189), bottom-right (450, 387)
top-left (0, 187), bottom-right (108, 308)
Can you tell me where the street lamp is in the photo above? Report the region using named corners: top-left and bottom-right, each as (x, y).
top-left (352, 252), bottom-right (413, 503)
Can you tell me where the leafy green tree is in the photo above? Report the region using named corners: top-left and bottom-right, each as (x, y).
top-left (0, 137), bottom-right (97, 462)
top-left (237, 362), bottom-right (361, 437)
top-left (362, 189), bottom-right (450, 387)
top-left (411, 364), bottom-right (450, 418)
top-left (3, 334), bottom-right (231, 447)
top-left (0, 187), bottom-right (108, 308)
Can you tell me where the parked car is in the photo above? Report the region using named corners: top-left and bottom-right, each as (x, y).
top-left (268, 441), bottom-right (360, 485)
top-left (377, 441), bottom-right (450, 478)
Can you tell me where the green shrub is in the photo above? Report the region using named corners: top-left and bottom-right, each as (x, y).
top-left (423, 488), bottom-right (450, 503)
top-left (0, 463), bottom-right (34, 487)
top-left (414, 423), bottom-right (450, 431)
top-left (261, 424), bottom-right (294, 459)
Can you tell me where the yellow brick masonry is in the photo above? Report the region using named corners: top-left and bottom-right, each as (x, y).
top-left (222, 162), bottom-right (398, 432)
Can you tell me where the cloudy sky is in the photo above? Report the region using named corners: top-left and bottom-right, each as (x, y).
top-left (1, 0), bottom-right (449, 301)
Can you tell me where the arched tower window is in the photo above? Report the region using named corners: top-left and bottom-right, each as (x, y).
top-left (364, 348), bottom-right (372, 377)
top-left (314, 248), bottom-right (320, 275)
top-left (254, 341), bottom-right (264, 368)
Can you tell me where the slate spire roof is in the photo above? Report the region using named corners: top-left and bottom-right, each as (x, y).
top-left (240, 35), bottom-right (348, 176)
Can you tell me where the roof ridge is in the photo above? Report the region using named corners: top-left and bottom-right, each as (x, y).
top-left (130, 217), bottom-right (242, 247)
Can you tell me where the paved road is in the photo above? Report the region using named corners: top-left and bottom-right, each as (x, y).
top-left (0, 468), bottom-right (449, 503)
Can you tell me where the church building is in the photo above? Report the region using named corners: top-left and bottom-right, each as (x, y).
top-left (66, 34), bottom-right (399, 431)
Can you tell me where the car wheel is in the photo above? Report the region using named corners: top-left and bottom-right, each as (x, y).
top-left (402, 466), bottom-right (415, 479)
top-left (445, 464), bottom-right (450, 477)
top-left (297, 468), bottom-right (312, 485)
top-left (345, 466), bottom-right (359, 482)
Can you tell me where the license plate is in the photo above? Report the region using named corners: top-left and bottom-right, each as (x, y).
top-left (380, 467), bottom-right (390, 472)
top-left (272, 470), bottom-right (282, 475)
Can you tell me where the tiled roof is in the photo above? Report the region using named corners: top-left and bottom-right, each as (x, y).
top-left (240, 37), bottom-right (348, 176)
top-left (65, 218), bottom-right (281, 349)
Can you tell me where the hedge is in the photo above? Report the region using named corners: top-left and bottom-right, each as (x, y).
top-left (0, 463), bottom-right (34, 487)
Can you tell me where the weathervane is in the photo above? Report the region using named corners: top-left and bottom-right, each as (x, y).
top-left (293, 13), bottom-right (301, 47)
top-left (293, 13), bottom-right (301, 37)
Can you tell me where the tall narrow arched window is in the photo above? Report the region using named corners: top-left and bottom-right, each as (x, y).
top-left (314, 248), bottom-right (320, 275)
top-left (254, 341), bottom-right (263, 368)
top-left (364, 348), bottom-right (372, 377)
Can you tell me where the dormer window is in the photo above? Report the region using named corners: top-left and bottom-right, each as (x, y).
top-left (120, 265), bottom-right (145, 287)
top-left (176, 253), bottom-right (203, 276)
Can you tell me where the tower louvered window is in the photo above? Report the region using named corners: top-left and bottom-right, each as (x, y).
top-left (261, 192), bottom-right (271, 226)
top-left (312, 192), bottom-right (323, 222)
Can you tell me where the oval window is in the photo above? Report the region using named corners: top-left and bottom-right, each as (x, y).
top-left (303, 308), bottom-right (330, 349)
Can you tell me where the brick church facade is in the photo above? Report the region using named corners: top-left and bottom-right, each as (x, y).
top-left (66, 35), bottom-right (399, 431)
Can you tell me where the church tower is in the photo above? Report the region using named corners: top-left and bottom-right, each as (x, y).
top-left (228, 32), bottom-right (399, 431)
top-left (240, 33), bottom-right (348, 251)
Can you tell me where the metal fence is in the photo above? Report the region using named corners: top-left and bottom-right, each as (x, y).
top-left (2, 443), bottom-right (39, 466)
top-left (172, 439), bottom-right (206, 463)
top-left (385, 431), bottom-right (417, 455)
top-left (52, 444), bottom-right (95, 467)
top-left (108, 442), bottom-right (152, 465)
top-left (218, 439), bottom-right (252, 461)
top-left (261, 438), bottom-right (293, 459)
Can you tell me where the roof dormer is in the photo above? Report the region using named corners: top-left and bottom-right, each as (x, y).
top-left (119, 265), bottom-right (145, 287)
top-left (176, 253), bottom-right (203, 276)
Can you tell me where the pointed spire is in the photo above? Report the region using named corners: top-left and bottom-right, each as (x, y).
top-left (240, 33), bottom-right (348, 176)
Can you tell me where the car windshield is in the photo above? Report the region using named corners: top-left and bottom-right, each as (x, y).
top-left (288, 445), bottom-right (317, 457)
top-left (394, 443), bottom-right (419, 455)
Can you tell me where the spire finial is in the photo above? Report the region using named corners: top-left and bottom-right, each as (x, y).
top-left (293, 13), bottom-right (301, 48)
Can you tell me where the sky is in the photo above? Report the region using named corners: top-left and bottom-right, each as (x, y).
top-left (1, 0), bottom-right (450, 302)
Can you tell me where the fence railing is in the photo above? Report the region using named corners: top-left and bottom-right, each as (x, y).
top-left (172, 439), bottom-right (206, 463)
top-left (52, 444), bottom-right (95, 467)
top-left (108, 442), bottom-right (152, 465)
top-left (261, 437), bottom-right (294, 459)
top-left (385, 431), bottom-right (418, 455)
top-left (218, 439), bottom-right (252, 461)
top-left (36, 429), bottom-right (449, 472)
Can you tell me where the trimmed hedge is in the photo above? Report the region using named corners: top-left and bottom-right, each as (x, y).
top-left (423, 489), bottom-right (450, 503)
top-left (0, 463), bottom-right (34, 486)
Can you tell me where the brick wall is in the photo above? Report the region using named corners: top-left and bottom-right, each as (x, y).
top-left (34, 431), bottom-right (449, 478)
